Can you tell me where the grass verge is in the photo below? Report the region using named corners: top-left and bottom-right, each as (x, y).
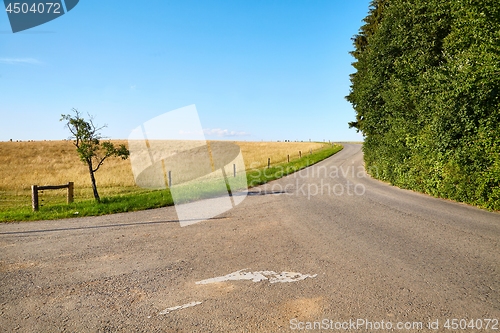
top-left (246, 144), bottom-right (343, 187)
top-left (0, 144), bottom-right (342, 222)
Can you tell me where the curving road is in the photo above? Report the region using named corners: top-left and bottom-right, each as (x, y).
top-left (1, 143), bottom-right (499, 332)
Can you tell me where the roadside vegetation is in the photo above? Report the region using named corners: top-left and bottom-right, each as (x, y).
top-left (246, 144), bottom-right (343, 187)
top-left (347, 0), bottom-right (500, 211)
top-left (0, 140), bottom-right (341, 222)
top-left (60, 109), bottom-right (130, 202)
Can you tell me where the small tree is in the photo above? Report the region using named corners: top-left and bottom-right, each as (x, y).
top-left (61, 109), bottom-right (129, 202)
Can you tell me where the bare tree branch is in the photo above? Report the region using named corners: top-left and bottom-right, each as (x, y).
top-left (60, 109), bottom-right (129, 202)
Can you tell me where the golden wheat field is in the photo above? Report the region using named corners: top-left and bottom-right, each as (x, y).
top-left (0, 140), bottom-right (328, 209)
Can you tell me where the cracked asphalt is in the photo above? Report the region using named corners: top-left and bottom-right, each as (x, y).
top-left (1, 144), bottom-right (499, 332)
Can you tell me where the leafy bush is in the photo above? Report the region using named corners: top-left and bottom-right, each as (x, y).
top-left (348, 0), bottom-right (500, 210)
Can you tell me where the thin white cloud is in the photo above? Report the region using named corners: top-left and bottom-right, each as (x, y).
top-left (0, 58), bottom-right (42, 65)
top-left (203, 128), bottom-right (250, 137)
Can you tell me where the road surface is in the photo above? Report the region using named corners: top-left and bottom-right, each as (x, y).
top-left (1, 144), bottom-right (499, 332)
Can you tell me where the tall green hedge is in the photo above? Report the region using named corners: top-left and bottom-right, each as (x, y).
top-left (347, 0), bottom-right (500, 210)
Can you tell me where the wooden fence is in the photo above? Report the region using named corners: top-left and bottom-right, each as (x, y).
top-left (31, 182), bottom-right (74, 212)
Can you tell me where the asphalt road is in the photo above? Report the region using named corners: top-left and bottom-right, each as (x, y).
top-left (1, 143), bottom-right (499, 332)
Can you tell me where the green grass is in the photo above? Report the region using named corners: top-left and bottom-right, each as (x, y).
top-left (0, 144), bottom-right (343, 222)
top-left (246, 144), bottom-right (343, 187)
top-left (0, 189), bottom-right (174, 222)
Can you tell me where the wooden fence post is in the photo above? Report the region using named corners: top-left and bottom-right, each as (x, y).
top-left (287, 154), bottom-right (290, 163)
top-left (67, 182), bottom-right (74, 204)
top-left (31, 182), bottom-right (75, 211)
top-left (299, 151), bottom-right (302, 158)
top-left (267, 158), bottom-right (271, 169)
top-left (31, 185), bottom-right (39, 212)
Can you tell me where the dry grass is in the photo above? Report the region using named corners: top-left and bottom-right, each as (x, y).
top-left (240, 141), bottom-right (326, 168)
top-left (0, 140), bottom-right (328, 208)
top-left (0, 140), bottom-right (133, 191)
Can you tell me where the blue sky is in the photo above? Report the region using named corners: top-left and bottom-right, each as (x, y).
top-left (0, 0), bottom-right (370, 142)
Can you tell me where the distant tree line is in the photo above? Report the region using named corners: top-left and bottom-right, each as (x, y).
top-left (347, 0), bottom-right (499, 210)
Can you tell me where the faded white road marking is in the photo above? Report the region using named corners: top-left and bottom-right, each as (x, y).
top-left (195, 269), bottom-right (317, 285)
top-left (159, 301), bottom-right (202, 315)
